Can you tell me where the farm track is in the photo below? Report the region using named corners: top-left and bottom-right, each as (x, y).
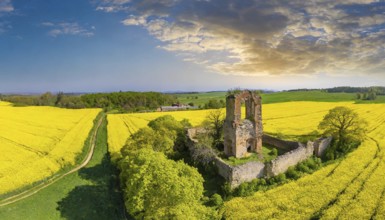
top-left (0, 115), bottom-right (104, 207)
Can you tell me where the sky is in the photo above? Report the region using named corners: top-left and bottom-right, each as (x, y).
top-left (1, 0), bottom-right (385, 93)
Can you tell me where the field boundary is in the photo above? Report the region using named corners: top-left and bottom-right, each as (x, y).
top-left (0, 114), bottom-right (105, 207)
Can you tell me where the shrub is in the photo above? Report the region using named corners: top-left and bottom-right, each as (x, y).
top-left (209, 194), bottom-right (224, 207)
top-left (286, 167), bottom-right (301, 179)
top-left (297, 163), bottom-right (311, 173)
top-left (269, 148), bottom-right (278, 157)
top-left (275, 173), bottom-right (287, 182)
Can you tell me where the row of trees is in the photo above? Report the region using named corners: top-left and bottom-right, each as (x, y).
top-left (1, 91), bottom-right (177, 112)
top-left (356, 88), bottom-right (378, 100)
top-left (1, 92), bottom-right (86, 108)
top-left (287, 86), bottom-right (385, 96)
top-left (327, 86), bottom-right (385, 94)
top-left (81, 92), bottom-right (176, 111)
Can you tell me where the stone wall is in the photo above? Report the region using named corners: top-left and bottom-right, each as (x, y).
top-left (187, 127), bottom-right (206, 142)
top-left (314, 137), bottom-right (333, 157)
top-left (214, 157), bottom-right (265, 188)
top-left (265, 141), bottom-right (315, 177)
top-left (262, 134), bottom-right (300, 150)
top-left (187, 128), bottom-right (332, 188)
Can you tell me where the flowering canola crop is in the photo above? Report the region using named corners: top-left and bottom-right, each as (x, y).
top-left (0, 102), bottom-right (100, 195)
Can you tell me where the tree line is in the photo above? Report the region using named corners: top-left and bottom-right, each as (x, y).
top-left (287, 86), bottom-right (385, 95)
top-left (1, 91), bottom-right (177, 112)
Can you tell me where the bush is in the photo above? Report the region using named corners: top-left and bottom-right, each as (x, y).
top-left (269, 148), bottom-right (278, 157)
top-left (297, 163), bottom-right (311, 173)
top-left (275, 173), bottom-right (287, 182)
top-left (209, 194), bottom-right (223, 207)
top-left (234, 182), bottom-right (254, 197)
top-left (286, 167), bottom-right (301, 179)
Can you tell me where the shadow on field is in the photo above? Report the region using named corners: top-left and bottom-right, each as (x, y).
top-left (56, 154), bottom-right (128, 220)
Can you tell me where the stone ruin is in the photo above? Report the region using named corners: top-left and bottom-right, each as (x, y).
top-left (223, 90), bottom-right (263, 158)
top-left (187, 89), bottom-right (333, 188)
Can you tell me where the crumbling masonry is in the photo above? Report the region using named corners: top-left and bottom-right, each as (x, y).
top-left (223, 90), bottom-right (263, 158)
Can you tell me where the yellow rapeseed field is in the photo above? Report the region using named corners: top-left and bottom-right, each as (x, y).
top-left (108, 101), bottom-right (385, 218)
top-left (107, 102), bottom-right (349, 160)
top-left (0, 102), bottom-right (101, 195)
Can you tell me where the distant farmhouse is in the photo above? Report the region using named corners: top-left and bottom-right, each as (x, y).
top-left (158, 103), bottom-right (198, 112)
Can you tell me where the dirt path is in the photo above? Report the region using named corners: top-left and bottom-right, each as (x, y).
top-left (0, 115), bottom-right (104, 207)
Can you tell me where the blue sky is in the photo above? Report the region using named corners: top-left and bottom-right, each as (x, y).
top-left (1, 0), bottom-right (385, 93)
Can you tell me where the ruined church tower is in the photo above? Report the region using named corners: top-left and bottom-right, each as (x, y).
top-left (223, 90), bottom-right (263, 158)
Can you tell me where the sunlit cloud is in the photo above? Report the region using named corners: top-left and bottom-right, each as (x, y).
top-left (97, 0), bottom-right (385, 77)
top-left (0, 0), bottom-right (13, 14)
top-left (41, 22), bottom-right (94, 37)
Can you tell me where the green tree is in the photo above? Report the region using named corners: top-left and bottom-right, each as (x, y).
top-left (202, 109), bottom-right (225, 149)
top-left (122, 115), bottom-right (190, 157)
top-left (204, 99), bottom-right (225, 109)
top-left (318, 106), bottom-right (367, 158)
top-left (119, 149), bottom-right (217, 219)
top-left (38, 92), bottom-right (55, 106)
top-left (367, 88), bottom-right (377, 100)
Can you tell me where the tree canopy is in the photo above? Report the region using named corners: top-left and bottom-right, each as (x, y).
top-left (121, 115), bottom-right (190, 157)
top-left (318, 106), bottom-right (367, 159)
top-left (118, 115), bottom-right (217, 219)
top-left (119, 149), bottom-right (216, 219)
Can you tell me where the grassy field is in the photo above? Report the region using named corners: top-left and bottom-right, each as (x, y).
top-left (175, 90), bottom-right (385, 106)
top-left (174, 91), bottom-right (227, 106)
top-left (0, 116), bottom-right (126, 220)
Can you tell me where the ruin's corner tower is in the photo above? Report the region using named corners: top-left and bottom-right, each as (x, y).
top-left (223, 90), bottom-right (263, 158)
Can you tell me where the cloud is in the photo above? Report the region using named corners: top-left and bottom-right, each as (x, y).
top-left (95, 0), bottom-right (131, 12)
top-left (0, 0), bottom-right (13, 14)
top-left (97, 0), bottom-right (385, 76)
top-left (41, 22), bottom-right (94, 37)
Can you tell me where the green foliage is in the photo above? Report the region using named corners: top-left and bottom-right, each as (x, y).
top-left (275, 173), bottom-right (287, 182)
top-left (204, 99), bottom-right (225, 109)
top-left (191, 134), bottom-right (218, 167)
top-left (175, 91), bottom-right (226, 107)
top-left (208, 194), bottom-right (224, 207)
top-left (318, 106), bottom-right (367, 160)
top-left (356, 88), bottom-right (377, 101)
top-left (286, 167), bottom-right (301, 179)
top-left (81, 91), bottom-right (177, 112)
top-left (119, 148), bottom-right (216, 219)
top-left (118, 115), bottom-right (217, 219)
top-left (226, 88), bottom-right (243, 96)
top-left (269, 148), bottom-right (278, 157)
top-left (201, 109), bottom-right (225, 149)
top-left (122, 115), bottom-right (190, 157)
top-left (233, 182), bottom-right (255, 197)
